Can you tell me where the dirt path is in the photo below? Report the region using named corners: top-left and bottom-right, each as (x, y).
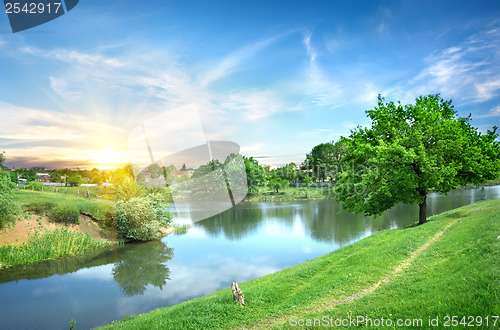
top-left (244, 218), bottom-right (461, 329)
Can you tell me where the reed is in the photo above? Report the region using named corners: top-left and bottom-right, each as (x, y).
top-left (0, 228), bottom-right (114, 268)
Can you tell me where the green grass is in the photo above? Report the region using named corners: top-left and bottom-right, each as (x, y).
top-left (15, 190), bottom-right (114, 226)
top-left (245, 185), bottom-right (335, 202)
top-left (0, 228), bottom-right (114, 268)
top-left (101, 199), bottom-right (500, 329)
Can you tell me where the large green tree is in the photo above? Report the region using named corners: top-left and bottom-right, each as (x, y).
top-left (336, 94), bottom-right (500, 225)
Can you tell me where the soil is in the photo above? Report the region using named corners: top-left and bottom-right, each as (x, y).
top-left (0, 214), bottom-right (119, 247)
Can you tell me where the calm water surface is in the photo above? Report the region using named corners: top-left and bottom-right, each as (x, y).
top-left (1, 186), bottom-right (499, 329)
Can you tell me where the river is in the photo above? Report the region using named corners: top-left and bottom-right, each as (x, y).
top-left (0, 186), bottom-right (499, 329)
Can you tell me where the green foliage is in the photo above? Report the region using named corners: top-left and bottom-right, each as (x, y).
top-left (9, 171), bottom-right (18, 184)
top-left (0, 228), bottom-right (113, 268)
top-left (268, 177), bottom-right (290, 193)
top-left (114, 177), bottom-right (143, 201)
top-left (113, 195), bottom-right (172, 241)
top-left (0, 170), bottom-right (20, 227)
top-left (244, 156), bottom-right (266, 193)
top-left (26, 181), bottom-right (44, 190)
top-left (306, 142), bottom-right (338, 181)
top-left (91, 174), bottom-right (103, 184)
top-left (50, 204), bottom-right (80, 225)
top-left (67, 174), bottom-right (83, 186)
top-left (25, 200), bottom-right (56, 214)
top-left (336, 94), bottom-right (500, 224)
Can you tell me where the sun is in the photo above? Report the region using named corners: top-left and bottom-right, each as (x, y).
top-left (94, 145), bottom-right (120, 169)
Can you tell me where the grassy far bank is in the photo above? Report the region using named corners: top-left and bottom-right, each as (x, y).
top-left (102, 199), bottom-right (499, 329)
top-left (244, 178), bottom-right (500, 202)
top-left (245, 185), bottom-right (335, 202)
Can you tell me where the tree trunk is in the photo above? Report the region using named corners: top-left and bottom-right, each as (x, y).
top-left (231, 282), bottom-right (245, 306)
top-left (418, 195), bottom-right (427, 225)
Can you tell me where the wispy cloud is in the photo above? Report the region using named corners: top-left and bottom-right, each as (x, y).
top-left (406, 25), bottom-right (500, 103)
top-left (476, 105), bottom-right (500, 118)
top-left (20, 46), bottom-right (127, 68)
top-left (197, 36), bottom-right (279, 87)
top-left (218, 89), bottom-right (283, 122)
top-left (301, 33), bottom-right (344, 107)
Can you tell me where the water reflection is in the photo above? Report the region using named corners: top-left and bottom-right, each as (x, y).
top-left (113, 241), bottom-right (173, 296)
top-left (0, 241), bottom-right (174, 297)
top-left (192, 186), bottom-right (500, 245)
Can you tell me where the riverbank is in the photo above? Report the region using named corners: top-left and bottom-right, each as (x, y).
top-left (101, 198), bottom-right (499, 329)
top-left (0, 189), bottom-right (175, 269)
top-left (244, 179), bottom-right (500, 202)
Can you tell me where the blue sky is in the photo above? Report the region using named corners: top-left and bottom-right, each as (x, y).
top-left (1, 0), bottom-right (500, 169)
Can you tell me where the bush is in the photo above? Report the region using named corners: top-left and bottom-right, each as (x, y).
top-left (114, 177), bottom-right (143, 201)
top-left (26, 181), bottom-right (45, 190)
top-left (113, 195), bottom-right (172, 241)
top-left (0, 171), bottom-right (20, 227)
top-left (50, 204), bottom-right (80, 225)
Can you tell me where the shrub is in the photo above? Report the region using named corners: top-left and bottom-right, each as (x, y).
top-left (113, 195), bottom-right (172, 241)
top-left (114, 177), bottom-right (143, 201)
top-left (0, 171), bottom-right (20, 228)
top-left (51, 204), bottom-right (80, 225)
top-left (26, 181), bottom-right (45, 190)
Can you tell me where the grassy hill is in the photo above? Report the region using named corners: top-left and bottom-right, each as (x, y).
top-left (101, 198), bottom-right (500, 329)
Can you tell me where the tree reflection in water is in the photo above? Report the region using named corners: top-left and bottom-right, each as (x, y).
top-left (112, 240), bottom-right (174, 296)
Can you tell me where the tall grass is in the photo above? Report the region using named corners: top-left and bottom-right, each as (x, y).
top-left (0, 228), bottom-right (114, 268)
top-left (15, 190), bottom-right (114, 227)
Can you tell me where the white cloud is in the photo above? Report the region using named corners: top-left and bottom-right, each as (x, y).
top-left (477, 105), bottom-right (500, 118)
top-left (21, 46), bottom-right (126, 68)
top-left (475, 79), bottom-right (500, 102)
top-left (197, 36), bottom-right (279, 87)
top-left (405, 26), bottom-right (500, 104)
top-left (218, 89), bottom-right (282, 122)
top-left (301, 33), bottom-right (344, 107)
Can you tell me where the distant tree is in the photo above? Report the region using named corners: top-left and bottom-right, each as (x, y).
top-left (91, 174), bottom-right (103, 185)
top-left (180, 163), bottom-right (187, 171)
top-left (123, 163), bottom-right (136, 179)
top-left (162, 164), bottom-right (176, 183)
top-left (243, 156), bottom-right (266, 193)
top-left (143, 163), bottom-right (163, 179)
top-left (336, 94), bottom-right (500, 225)
top-left (306, 140), bottom-right (346, 182)
top-left (67, 175), bottom-right (83, 186)
top-left (111, 168), bottom-right (133, 185)
top-left (268, 177), bottom-right (290, 193)
top-left (0, 151), bottom-right (5, 169)
top-left (9, 172), bottom-right (18, 184)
